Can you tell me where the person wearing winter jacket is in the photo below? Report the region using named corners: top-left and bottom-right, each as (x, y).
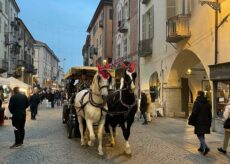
top-left (218, 101), bottom-right (230, 154)
top-left (188, 91), bottom-right (212, 156)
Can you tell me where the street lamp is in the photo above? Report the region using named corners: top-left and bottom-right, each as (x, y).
top-left (103, 59), bottom-right (107, 66)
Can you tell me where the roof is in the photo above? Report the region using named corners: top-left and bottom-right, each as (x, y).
top-left (87, 0), bottom-right (112, 32)
top-left (16, 18), bottom-right (35, 43)
top-left (12, 0), bottom-right (20, 13)
top-left (34, 40), bottom-right (60, 62)
top-left (64, 66), bottom-right (98, 79)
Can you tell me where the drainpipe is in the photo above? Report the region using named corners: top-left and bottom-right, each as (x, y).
top-left (137, 0), bottom-right (141, 99)
top-left (213, 0), bottom-right (219, 132)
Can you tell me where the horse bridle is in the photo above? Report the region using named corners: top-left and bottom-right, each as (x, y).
top-left (97, 75), bottom-right (110, 91)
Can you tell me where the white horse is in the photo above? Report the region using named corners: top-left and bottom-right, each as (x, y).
top-left (74, 69), bottom-right (112, 156)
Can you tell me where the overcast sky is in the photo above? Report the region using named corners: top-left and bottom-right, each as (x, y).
top-left (16, 0), bottom-right (100, 72)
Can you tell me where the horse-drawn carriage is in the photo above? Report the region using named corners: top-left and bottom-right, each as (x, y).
top-left (62, 66), bottom-right (98, 138)
top-left (63, 62), bottom-right (138, 156)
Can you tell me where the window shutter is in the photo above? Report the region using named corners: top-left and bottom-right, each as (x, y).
top-left (150, 6), bottom-right (154, 39)
top-left (0, 2), bottom-right (3, 12)
top-left (0, 18), bottom-right (2, 34)
top-left (167, 0), bottom-right (176, 19)
top-left (142, 14), bottom-right (146, 40)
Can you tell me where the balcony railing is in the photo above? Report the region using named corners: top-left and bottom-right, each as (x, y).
top-left (166, 15), bottom-right (191, 43)
top-left (25, 64), bottom-right (35, 74)
top-left (118, 19), bottom-right (128, 33)
top-left (17, 60), bottom-right (26, 67)
top-left (139, 39), bottom-right (152, 57)
top-left (0, 59), bottom-right (9, 73)
top-left (142, 0), bottom-right (150, 4)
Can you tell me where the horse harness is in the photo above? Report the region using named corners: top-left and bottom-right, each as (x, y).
top-left (77, 89), bottom-right (108, 122)
top-left (107, 90), bottom-right (137, 118)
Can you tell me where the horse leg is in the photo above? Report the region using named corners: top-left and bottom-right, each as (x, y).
top-left (121, 120), bottom-right (133, 155)
top-left (78, 116), bottom-right (86, 146)
top-left (109, 125), bottom-right (115, 147)
top-left (86, 119), bottom-right (95, 146)
top-left (97, 118), bottom-right (105, 156)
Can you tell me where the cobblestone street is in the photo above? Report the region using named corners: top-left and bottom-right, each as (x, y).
top-left (0, 105), bottom-right (230, 164)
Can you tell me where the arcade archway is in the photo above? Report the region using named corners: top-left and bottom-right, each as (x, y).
top-left (165, 49), bottom-right (210, 117)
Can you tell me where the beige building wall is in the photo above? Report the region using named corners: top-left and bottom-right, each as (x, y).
top-left (140, 0), bottom-right (230, 118)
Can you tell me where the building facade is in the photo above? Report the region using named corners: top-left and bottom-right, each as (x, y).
top-left (12, 18), bottom-right (36, 85)
top-left (112, 0), bottom-right (139, 65)
top-left (0, 0), bottom-right (20, 77)
top-left (34, 41), bottom-right (60, 88)
top-left (84, 0), bottom-right (113, 66)
top-left (140, 0), bottom-right (230, 132)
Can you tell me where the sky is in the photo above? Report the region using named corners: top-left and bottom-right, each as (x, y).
top-left (16, 0), bottom-right (100, 73)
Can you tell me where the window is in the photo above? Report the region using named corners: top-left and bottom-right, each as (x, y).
top-left (142, 6), bottom-right (154, 40)
top-left (93, 24), bottom-right (97, 36)
top-left (5, 0), bottom-right (9, 16)
top-left (100, 34), bottom-right (102, 46)
top-left (216, 81), bottom-right (230, 117)
top-left (109, 9), bottom-right (113, 20)
top-left (123, 38), bottom-right (127, 58)
top-left (96, 39), bottom-right (98, 48)
top-left (167, 0), bottom-right (176, 19)
top-left (0, 18), bottom-right (1, 33)
top-left (0, 1), bottom-right (3, 13)
top-left (117, 44), bottom-right (121, 59)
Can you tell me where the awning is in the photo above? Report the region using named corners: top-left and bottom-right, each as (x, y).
top-left (209, 62), bottom-right (230, 81)
top-left (64, 66), bottom-right (98, 79)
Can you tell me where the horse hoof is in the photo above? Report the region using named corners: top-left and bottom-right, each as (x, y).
top-left (98, 151), bottom-right (104, 156)
top-left (88, 141), bottom-right (94, 147)
top-left (111, 143), bottom-right (115, 147)
top-left (124, 151), bottom-right (132, 157)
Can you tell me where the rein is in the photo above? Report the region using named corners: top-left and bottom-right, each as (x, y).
top-left (106, 89), bottom-right (137, 117)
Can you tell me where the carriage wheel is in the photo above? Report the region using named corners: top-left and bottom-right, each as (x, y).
top-left (67, 120), bottom-right (73, 139)
top-left (62, 105), bottom-right (68, 124)
top-left (74, 120), bottom-right (81, 138)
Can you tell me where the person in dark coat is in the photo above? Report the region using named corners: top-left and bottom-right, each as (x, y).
top-left (188, 91), bottom-right (212, 155)
top-left (46, 90), bottom-right (55, 108)
top-left (29, 87), bottom-right (40, 120)
top-left (9, 87), bottom-right (29, 148)
top-left (140, 92), bottom-right (148, 125)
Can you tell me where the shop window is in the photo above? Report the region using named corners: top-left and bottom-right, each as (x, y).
top-left (149, 72), bottom-right (160, 102)
top-left (217, 81), bottom-right (230, 117)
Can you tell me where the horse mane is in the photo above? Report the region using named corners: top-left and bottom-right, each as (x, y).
top-left (90, 72), bottom-right (99, 91)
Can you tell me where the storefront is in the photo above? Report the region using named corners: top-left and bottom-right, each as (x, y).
top-left (209, 62), bottom-right (230, 133)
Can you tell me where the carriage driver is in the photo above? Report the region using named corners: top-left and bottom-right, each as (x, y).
top-left (76, 70), bottom-right (91, 92)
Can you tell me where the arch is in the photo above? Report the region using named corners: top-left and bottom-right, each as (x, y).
top-left (165, 49), bottom-right (211, 117)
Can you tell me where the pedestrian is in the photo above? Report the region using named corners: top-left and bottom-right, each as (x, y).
top-left (8, 87), bottom-right (29, 148)
top-left (29, 87), bottom-right (40, 120)
top-left (140, 91), bottom-right (148, 125)
top-left (217, 100), bottom-right (230, 154)
top-left (47, 90), bottom-right (55, 108)
top-left (188, 91), bottom-right (212, 155)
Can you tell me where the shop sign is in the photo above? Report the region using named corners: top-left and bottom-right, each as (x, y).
top-left (209, 62), bottom-right (230, 81)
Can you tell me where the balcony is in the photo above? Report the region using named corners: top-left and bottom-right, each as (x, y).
top-left (166, 15), bottom-right (191, 43)
top-left (90, 46), bottom-right (98, 56)
top-left (99, 19), bottom-right (103, 28)
top-left (142, 0), bottom-right (150, 4)
top-left (0, 59), bottom-right (9, 73)
top-left (118, 19), bottom-right (128, 33)
top-left (25, 64), bottom-right (35, 74)
top-left (139, 39), bottom-right (152, 57)
top-left (17, 60), bottom-right (26, 67)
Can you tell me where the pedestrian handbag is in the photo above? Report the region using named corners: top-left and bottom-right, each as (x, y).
top-left (224, 118), bottom-right (230, 129)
